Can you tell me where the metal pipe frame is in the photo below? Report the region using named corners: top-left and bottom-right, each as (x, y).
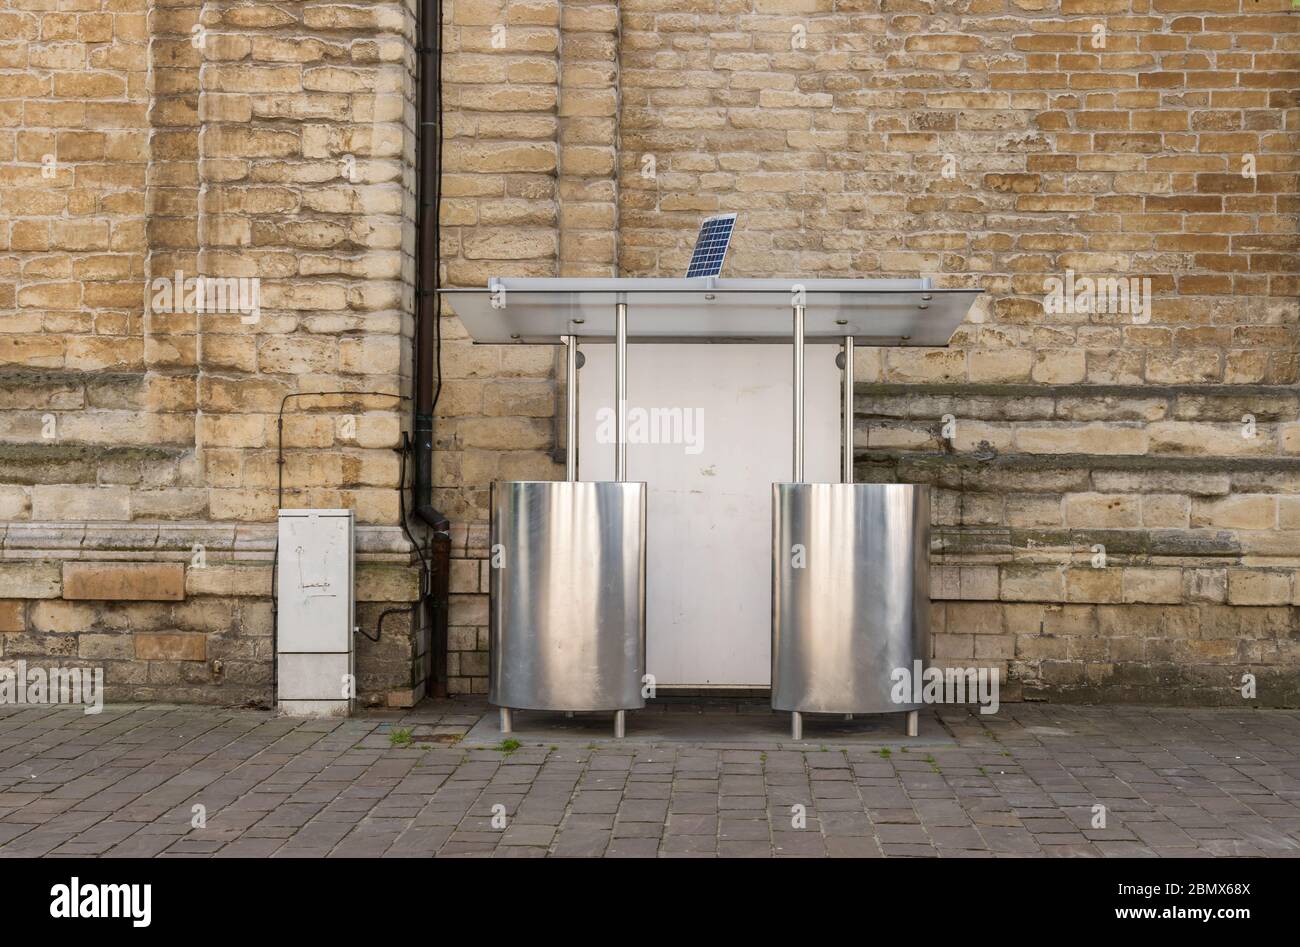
top-left (616, 302), bottom-right (628, 483)
top-left (789, 304), bottom-right (805, 741)
top-left (792, 304), bottom-right (805, 483)
top-left (565, 334), bottom-right (578, 482)
top-left (843, 336), bottom-right (854, 485)
top-left (615, 302), bottom-right (628, 737)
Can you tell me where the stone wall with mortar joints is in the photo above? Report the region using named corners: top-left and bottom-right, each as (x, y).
top-left (435, 0), bottom-right (1299, 702)
top-left (438, 0), bottom-right (624, 694)
top-left (1, 0), bottom-right (159, 520)
top-left (2, 0), bottom-right (1297, 703)
top-left (435, 0), bottom-right (563, 534)
top-left (1, 2), bottom-right (416, 523)
top-left (613, 1), bottom-right (1298, 705)
top-left (0, 523), bottom-right (423, 705)
top-left (0, 1), bottom-right (429, 705)
top-left (195, 0), bottom-right (414, 524)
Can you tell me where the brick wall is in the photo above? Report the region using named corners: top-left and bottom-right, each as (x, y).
top-left (0, 0), bottom-right (428, 706)
top-left (0, 532), bottom-right (421, 704)
top-left (438, 0), bottom-right (1299, 703)
top-left (438, 0), bottom-right (620, 692)
top-left (2, 0), bottom-right (1296, 705)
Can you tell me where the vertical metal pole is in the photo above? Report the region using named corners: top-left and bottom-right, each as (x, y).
top-left (565, 334), bottom-right (578, 482)
top-left (842, 336), bottom-right (854, 485)
top-left (789, 303), bottom-right (806, 743)
top-left (615, 302), bottom-right (628, 740)
top-left (792, 304), bottom-right (805, 482)
top-left (499, 707), bottom-right (512, 734)
top-left (906, 710), bottom-right (919, 737)
top-left (615, 302), bottom-right (627, 482)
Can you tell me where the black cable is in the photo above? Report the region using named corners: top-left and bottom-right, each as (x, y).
top-left (357, 606), bottom-right (411, 644)
top-left (397, 429), bottom-right (428, 571)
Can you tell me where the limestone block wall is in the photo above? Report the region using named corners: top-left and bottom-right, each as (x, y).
top-left (438, 0), bottom-right (1299, 703)
top-left (0, 0), bottom-right (1295, 704)
top-left (438, 0), bottom-right (619, 692)
top-left (0, 0), bottom-right (429, 706)
top-left (0, 526), bottom-right (422, 704)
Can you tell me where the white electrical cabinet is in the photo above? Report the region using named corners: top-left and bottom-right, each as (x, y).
top-left (276, 509), bottom-right (355, 716)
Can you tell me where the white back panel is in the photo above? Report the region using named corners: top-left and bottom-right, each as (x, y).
top-left (578, 344), bottom-right (839, 686)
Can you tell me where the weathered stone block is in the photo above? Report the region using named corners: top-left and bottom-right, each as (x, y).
top-left (356, 563), bottom-right (420, 602)
top-left (0, 562), bottom-right (62, 599)
top-left (29, 600), bottom-right (96, 633)
top-left (1000, 564), bottom-right (1066, 602)
top-left (1227, 569), bottom-right (1292, 606)
top-left (946, 602), bottom-right (1004, 635)
top-left (79, 634), bottom-right (135, 661)
top-left (186, 565), bottom-right (272, 597)
top-left (31, 485), bottom-right (131, 520)
top-left (134, 632), bottom-right (207, 661)
top-left (0, 600), bottom-right (24, 632)
top-left (1192, 495), bottom-right (1276, 530)
top-left (1122, 568), bottom-right (1183, 605)
top-left (1066, 567), bottom-right (1122, 604)
top-left (63, 562), bottom-right (185, 601)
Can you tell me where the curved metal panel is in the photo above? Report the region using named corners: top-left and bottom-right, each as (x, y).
top-left (489, 481), bottom-right (647, 712)
top-left (771, 483), bottom-right (930, 714)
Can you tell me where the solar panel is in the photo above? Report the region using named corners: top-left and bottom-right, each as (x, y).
top-left (684, 213), bottom-right (737, 278)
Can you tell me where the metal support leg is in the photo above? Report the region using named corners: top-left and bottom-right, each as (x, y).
top-left (844, 714), bottom-right (854, 721)
top-left (614, 304), bottom-right (630, 741)
top-left (906, 710), bottom-right (919, 738)
top-left (499, 707), bottom-right (512, 734)
top-left (785, 307), bottom-right (806, 744)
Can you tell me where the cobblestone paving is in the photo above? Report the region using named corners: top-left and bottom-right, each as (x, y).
top-left (1, 702), bottom-right (1298, 857)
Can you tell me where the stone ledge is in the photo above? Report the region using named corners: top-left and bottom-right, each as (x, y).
top-left (0, 445), bottom-right (188, 487)
top-left (0, 521), bottom-right (422, 562)
top-left (858, 382), bottom-right (1300, 398)
top-left (860, 452), bottom-right (1300, 475)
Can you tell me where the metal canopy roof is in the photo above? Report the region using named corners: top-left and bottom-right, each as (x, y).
top-left (438, 277), bottom-right (983, 346)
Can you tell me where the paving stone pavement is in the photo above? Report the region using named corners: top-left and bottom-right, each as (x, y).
top-left (1, 701), bottom-right (1298, 858)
